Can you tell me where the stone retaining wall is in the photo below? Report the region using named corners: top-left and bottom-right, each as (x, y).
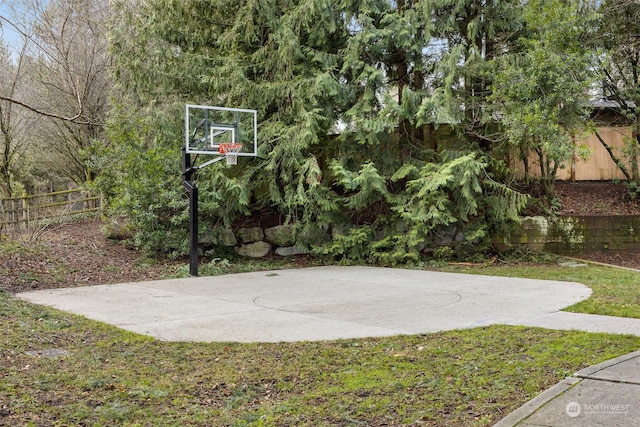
top-left (206, 224), bottom-right (308, 258)
top-left (210, 215), bottom-right (640, 258)
top-left (505, 215), bottom-right (640, 254)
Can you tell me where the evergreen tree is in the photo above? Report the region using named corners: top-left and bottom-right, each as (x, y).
top-left (103, 0), bottom-right (529, 262)
top-left (430, 0), bottom-right (525, 149)
top-left (491, 0), bottom-right (597, 198)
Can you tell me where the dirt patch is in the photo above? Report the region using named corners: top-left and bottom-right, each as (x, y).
top-left (554, 181), bottom-right (640, 216)
top-left (0, 220), bottom-right (182, 294)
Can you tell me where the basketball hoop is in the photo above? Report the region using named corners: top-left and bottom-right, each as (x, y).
top-left (219, 143), bottom-right (243, 165)
top-left (184, 105), bottom-right (258, 276)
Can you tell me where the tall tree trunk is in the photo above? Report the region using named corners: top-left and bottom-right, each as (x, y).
top-left (632, 118), bottom-right (640, 181)
top-left (0, 114), bottom-right (14, 197)
top-left (595, 131), bottom-right (632, 181)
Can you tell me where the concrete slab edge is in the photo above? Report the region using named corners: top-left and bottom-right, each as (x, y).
top-left (575, 349), bottom-right (640, 379)
top-left (493, 376), bottom-right (581, 427)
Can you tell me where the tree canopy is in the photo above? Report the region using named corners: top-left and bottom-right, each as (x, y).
top-left (2, 0), bottom-right (632, 263)
top-left (491, 0), bottom-right (597, 196)
top-left (101, 0), bottom-right (534, 261)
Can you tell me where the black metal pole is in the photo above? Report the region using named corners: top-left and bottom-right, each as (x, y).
top-left (188, 183), bottom-right (198, 276)
top-left (182, 148), bottom-right (199, 276)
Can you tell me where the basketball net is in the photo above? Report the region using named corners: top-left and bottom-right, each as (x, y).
top-left (219, 143), bottom-right (243, 165)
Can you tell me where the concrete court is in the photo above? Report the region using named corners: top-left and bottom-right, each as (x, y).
top-left (17, 265), bottom-right (640, 343)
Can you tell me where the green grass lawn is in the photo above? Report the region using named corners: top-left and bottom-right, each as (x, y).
top-left (2, 259), bottom-right (640, 426)
top-left (435, 260), bottom-right (640, 318)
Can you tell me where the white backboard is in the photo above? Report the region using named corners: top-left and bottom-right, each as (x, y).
top-left (185, 104), bottom-right (257, 157)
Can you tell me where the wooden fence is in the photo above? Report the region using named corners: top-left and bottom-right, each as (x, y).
top-left (511, 126), bottom-right (634, 181)
top-left (0, 188), bottom-right (101, 235)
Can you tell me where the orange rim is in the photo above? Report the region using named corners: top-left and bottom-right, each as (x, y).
top-left (218, 143), bottom-right (243, 154)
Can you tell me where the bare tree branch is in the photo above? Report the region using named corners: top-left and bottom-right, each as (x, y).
top-left (0, 94), bottom-right (103, 125)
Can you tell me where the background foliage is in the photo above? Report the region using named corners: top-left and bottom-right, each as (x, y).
top-left (3, 0), bottom-right (634, 263)
top-left (100, 0), bottom-right (535, 262)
